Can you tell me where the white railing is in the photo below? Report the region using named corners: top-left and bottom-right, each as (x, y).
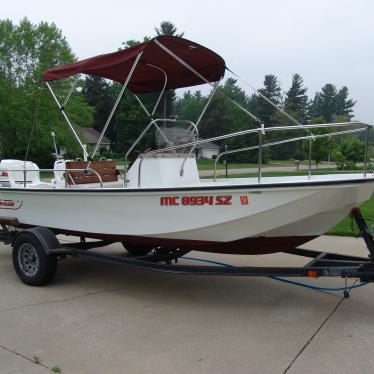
top-left (136, 121), bottom-right (371, 187)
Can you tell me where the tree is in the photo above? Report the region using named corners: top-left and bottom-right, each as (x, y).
top-left (309, 83), bottom-right (356, 123)
top-left (154, 21), bottom-right (184, 121)
top-left (301, 117), bottom-right (332, 167)
top-left (335, 86), bottom-right (356, 119)
top-left (257, 74), bottom-right (281, 125)
top-left (112, 90), bottom-right (151, 155)
top-left (82, 76), bottom-right (116, 145)
top-left (310, 84), bottom-right (337, 122)
top-left (284, 73), bottom-right (308, 122)
top-left (113, 23), bottom-right (187, 156)
top-left (121, 37), bottom-right (150, 50)
top-left (110, 83), bottom-right (165, 156)
top-left (0, 18), bottom-right (94, 166)
top-left (222, 78), bottom-right (248, 107)
top-left (196, 80), bottom-right (264, 163)
top-left (338, 136), bottom-right (364, 166)
top-left (155, 21), bottom-right (184, 38)
top-left (175, 90), bottom-right (205, 122)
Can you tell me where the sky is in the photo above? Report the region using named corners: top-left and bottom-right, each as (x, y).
top-left (2, 0), bottom-right (374, 123)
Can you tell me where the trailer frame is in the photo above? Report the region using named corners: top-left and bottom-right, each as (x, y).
top-left (1, 208), bottom-right (374, 286)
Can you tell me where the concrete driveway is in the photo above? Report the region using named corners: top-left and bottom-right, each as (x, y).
top-left (0, 235), bottom-right (373, 374)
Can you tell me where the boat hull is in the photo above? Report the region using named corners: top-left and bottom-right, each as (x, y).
top-left (1, 175), bottom-right (373, 254)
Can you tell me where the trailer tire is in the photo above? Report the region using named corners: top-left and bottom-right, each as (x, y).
top-left (12, 233), bottom-right (57, 286)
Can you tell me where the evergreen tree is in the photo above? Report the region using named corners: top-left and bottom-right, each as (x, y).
top-left (309, 84), bottom-right (337, 122)
top-left (197, 80), bottom-right (263, 162)
top-left (175, 90), bottom-right (205, 122)
top-left (155, 21), bottom-right (184, 38)
top-left (82, 76), bottom-right (115, 142)
top-left (335, 86), bottom-right (356, 119)
top-left (153, 21), bottom-right (184, 120)
top-left (309, 84), bottom-right (356, 122)
top-left (284, 73), bottom-right (308, 122)
top-left (222, 78), bottom-right (248, 107)
top-left (257, 74), bottom-right (281, 125)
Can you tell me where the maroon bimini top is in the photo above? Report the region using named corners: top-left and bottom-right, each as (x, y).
top-left (43, 36), bottom-right (226, 93)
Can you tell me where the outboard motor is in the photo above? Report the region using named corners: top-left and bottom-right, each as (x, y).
top-left (0, 159), bottom-right (41, 187)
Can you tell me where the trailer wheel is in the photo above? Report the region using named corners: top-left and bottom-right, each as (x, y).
top-left (12, 233), bottom-right (57, 286)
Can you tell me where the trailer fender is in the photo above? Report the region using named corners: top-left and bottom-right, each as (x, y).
top-left (12, 227), bottom-right (61, 254)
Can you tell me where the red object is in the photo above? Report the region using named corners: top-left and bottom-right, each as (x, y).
top-left (240, 195), bottom-right (249, 205)
top-left (308, 270), bottom-right (318, 278)
top-left (350, 207), bottom-right (360, 216)
top-left (43, 36), bottom-right (226, 93)
top-left (1, 171), bottom-right (8, 177)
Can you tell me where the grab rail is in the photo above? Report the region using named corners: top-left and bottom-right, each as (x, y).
top-left (213, 127), bottom-right (367, 181)
top-left (135, 121), bottom-right (370, 187)
top-left (124, 118), bottom-right (198, 186)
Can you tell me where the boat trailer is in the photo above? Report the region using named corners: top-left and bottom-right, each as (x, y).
top-left (1, 208), bottom-right (374, 288)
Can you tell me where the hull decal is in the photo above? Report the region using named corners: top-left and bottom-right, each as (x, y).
top-left (0, 199), bottom-right (23, 210)
top-left (160, 195), bottom-right (232, 206)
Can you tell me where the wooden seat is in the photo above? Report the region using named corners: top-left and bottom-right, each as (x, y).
top-left (65, 160), bottom-right (119, 185)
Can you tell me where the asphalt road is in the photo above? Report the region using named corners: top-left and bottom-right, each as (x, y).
top-left (0, 235), bottom-right (373, 374)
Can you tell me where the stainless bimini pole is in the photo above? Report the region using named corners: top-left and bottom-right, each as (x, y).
top-left (147, 64), bottom-right (168, 117)
top-left (132, 63), bottom-right (170, 144)
top-left (154, 39), bottom-right (262, 130)
top-left (91, 51), bottom-right (144, 158)
top-left (179, 81), bottom-right (220, 176)
top-left (132, 64), bottom-right (168, 118)
top-left (45, 81), bottom-right (89, 160)
top-left (154, 39), bottom-right (212, 86)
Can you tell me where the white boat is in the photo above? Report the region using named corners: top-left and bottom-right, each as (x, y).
top-left (0, 35), bottom-right (373, 255)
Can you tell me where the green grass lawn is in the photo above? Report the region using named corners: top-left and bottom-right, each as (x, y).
top-left (327, 193), bottom-right (374, 236)
top-left (196, 159), bottom-right (258, 170)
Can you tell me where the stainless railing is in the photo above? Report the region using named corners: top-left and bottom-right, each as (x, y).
top-left (124, 118), bottom-right (198, 186)
top-left (135, 121), bottom-right (370, 187)
top-left (214, 127), bottom-right (367, 181)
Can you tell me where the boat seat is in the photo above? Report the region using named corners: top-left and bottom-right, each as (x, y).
top-left (65, 160), bottom-right (120, 186)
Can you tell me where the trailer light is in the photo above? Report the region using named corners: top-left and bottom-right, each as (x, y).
top-left (308, 270), bottom-right (318, 278)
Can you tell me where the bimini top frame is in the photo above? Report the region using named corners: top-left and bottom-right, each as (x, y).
top-left (43, 35), bottom-right (227, 159)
